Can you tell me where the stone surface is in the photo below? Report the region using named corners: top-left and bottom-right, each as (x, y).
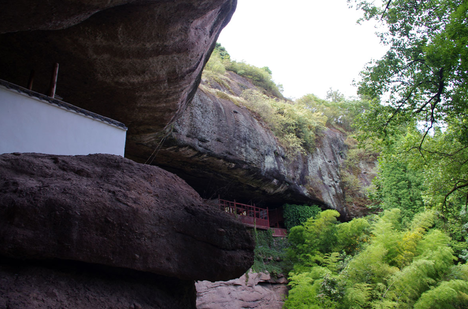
top-left (0, 0), bottom-right (139, 33)
top-left (0, 0), bottom-right (237, 163)
top-left (0, 153), bottom-right (254, 281)
top-left (0, 258), bottom-right (196, 309)
top-left (196, 271), bottom-right (288, 309)
top-left (153, 75), bottom-right (351, 218)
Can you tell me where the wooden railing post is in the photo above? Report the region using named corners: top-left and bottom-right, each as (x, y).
top-left (48, 63), bottom-right (59, 98)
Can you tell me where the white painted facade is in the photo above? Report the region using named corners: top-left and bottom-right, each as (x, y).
top-left (0, 81), bottom-right (127, 156)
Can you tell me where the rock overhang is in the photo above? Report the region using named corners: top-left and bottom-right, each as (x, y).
top-left (0, 0), bottom-right (237, 161)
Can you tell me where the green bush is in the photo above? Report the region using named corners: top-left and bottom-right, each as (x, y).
top-left (252, 229), bottom-right (291, 276)
top-left (283, 204), bottom-right (322, 230)
top-left (296, 93), bottom-right (371, 132)
top-left (241, 89), bottom-right (327, 155)
top-left (284, 209), bottom-right (465, 309)
top-left (204, 51), bottom-right (226, 74)
top-left (226, 61), bottom-right (283, 98)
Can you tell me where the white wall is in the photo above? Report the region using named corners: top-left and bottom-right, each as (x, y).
top-left (0, 85), bottom-right (127, 156)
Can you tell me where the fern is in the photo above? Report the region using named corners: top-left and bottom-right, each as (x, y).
top-left (342, 283), bottom-right (372, 309)
top-left (445, 264), bottom-right (468, 281)
top-left (346, 244), bottom-right (398, 285)
top-left (385, 259), bottom-right (437, 306)
top-left (414, 280), bottom-right (468, 309)
top-left (335, 217), bottom-right (371, 255)
top-left (371, 209), bottom-right (404, 266)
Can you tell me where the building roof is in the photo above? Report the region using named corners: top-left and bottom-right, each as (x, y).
top-left (0, 79), bottom-right (127, 131)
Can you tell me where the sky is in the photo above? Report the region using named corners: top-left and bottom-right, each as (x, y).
top-left (217, 0), bottom-right (388, 100)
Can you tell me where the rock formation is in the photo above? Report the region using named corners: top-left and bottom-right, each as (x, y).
top-left (153, 73), bottom-right (357, 219)
top-left (0, 259), bottom-right (196, 309)
top-left (196, 271), bottom-right (288, 309)
top-left (0, 153), bottom-right (254, 308)
top-left (0, 0), bottom-right (237, 163)
top-left (0, 0), bottom-right (374, 219)
top-left (0, 0), bottom-right (377, 305)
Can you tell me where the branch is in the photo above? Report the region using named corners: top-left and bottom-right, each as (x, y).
top-left (417, 121), bottom-right (433, 160)
top-left (409, 144), bottom-right (468, 158)
top-left (381, 0), bottom-right (393, 19)
top-left (382, 80), bottom-right (424, 129)
top-left (443, 181), bottom-right (468, 210)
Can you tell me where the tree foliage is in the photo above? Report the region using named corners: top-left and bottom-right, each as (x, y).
top-left (352, 0), bottom-right (468, 212)
top-left (370, 147), bottom-right (425, 222)
top-left (297, 92), bottom-right (371, 132)
top-left (353, 0), bottom-right (468, 136)
top-left (205, 43), bottom-right (284, 97)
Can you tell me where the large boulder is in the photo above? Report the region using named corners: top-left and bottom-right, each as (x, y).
top-left (0, 153), bottom-right (254, 281)
top-left (0, 0), bottom-right (237, 162)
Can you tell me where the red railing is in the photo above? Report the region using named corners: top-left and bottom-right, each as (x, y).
top-left (219, 199), bottom-right (270, 230)
top-left (272, 228), bottom-right (288, 237)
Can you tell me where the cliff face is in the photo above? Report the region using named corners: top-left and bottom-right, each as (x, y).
top-left (0, 1), bottom-right (376, 306)
top-left (153, 73), bottom-right (356, 218)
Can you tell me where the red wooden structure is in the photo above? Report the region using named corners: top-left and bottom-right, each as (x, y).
top-left (272, 228), bottom-right (288, 237)
top-left (219, 199), bottom-right (287, 237)
top-left (219, 199), bottom-right (269, 229)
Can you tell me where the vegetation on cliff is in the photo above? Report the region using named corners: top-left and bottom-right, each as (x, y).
top-left (204, 44), bottom-right (373, 161)
top-left (204, 44), bottom-right (329, 155)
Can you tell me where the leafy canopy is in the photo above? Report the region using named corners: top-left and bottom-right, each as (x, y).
top-left (352, 0), bottom-right (468, 136)
top-left (352, 0), bottom-right (468, 214)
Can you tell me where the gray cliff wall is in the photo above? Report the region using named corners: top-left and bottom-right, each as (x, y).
top-left (155, 79), bottom-right (351, 218)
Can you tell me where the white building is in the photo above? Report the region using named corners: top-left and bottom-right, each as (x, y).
top-left (0, 79), bottom-right (127, 156)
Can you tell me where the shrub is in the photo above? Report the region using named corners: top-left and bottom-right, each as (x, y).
top-left (241, 89), bottom-right (327, 155)
top-left (285, 209), bottom-right (463, 308)
top-left (226, 61), bottom-right (283, 98)
top-left (283, 204), bottom-right (322, 230)
top-left (252, 229), bottom-right (291, 276)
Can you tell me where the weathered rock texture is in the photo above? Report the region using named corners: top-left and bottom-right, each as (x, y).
top-left (0, 153), bottom-right (254, 308)
top-left (0, 258), bottom-right (196, 309)
top-left (196, 271), bottom-right (288, 309)
top-left (0, 0), bottom-right (237, 163)
top-left (153, 74), bottom-right (352, 218)
top-left (0, 153), bottom-right (253, 281)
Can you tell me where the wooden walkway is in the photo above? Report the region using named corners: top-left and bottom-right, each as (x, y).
top-left (218, 199), bottom-right (287, 237)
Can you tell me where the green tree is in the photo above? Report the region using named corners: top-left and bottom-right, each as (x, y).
top-left (297, 93), bottom-right (371, 132)
top-left (326, 88), bottom-right (345, 103)
top-left (352, 0), bottom-right (468, 136)
top-left (214, 42), bottom-right (230, 61)
top-left (371, 154), bottom-right (425, 221)
top-left (352, 0), bottom-right (468, 226)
